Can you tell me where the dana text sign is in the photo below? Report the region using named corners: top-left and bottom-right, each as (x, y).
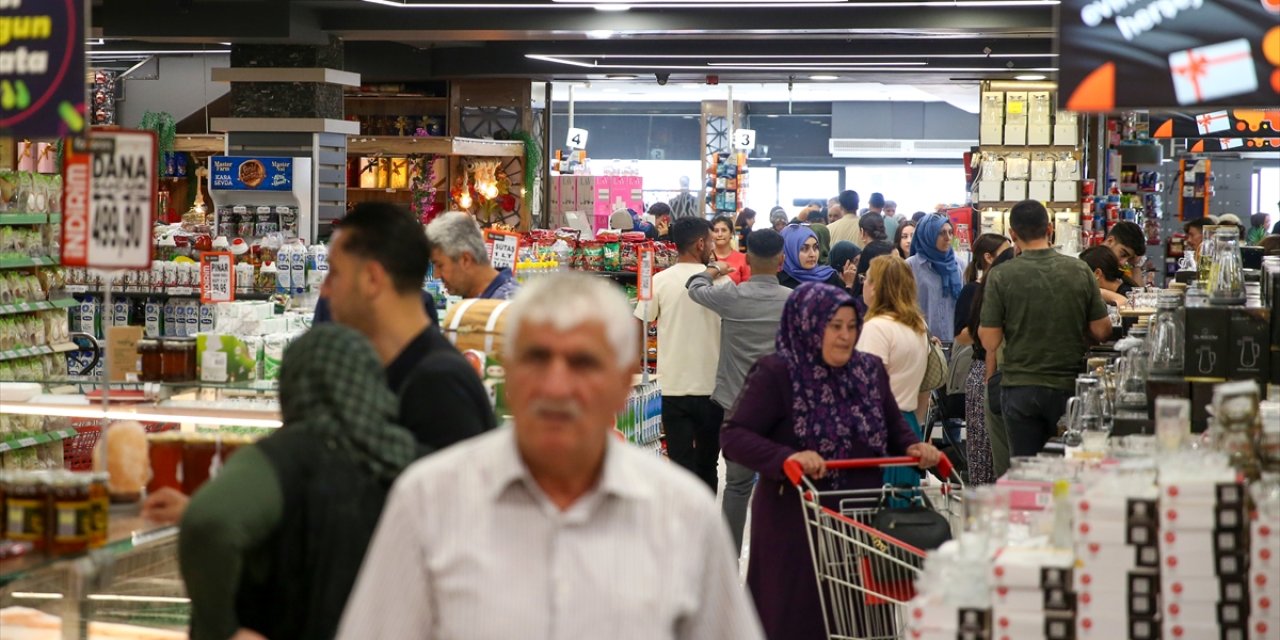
top-left (60, 130), bottom-right (156, 269)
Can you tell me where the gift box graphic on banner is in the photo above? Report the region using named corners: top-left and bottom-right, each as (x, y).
top-left (1195, 111), bottom-right (1231, 135)
top-left (1168, 39), bottom-right (1259, 105)
top-left (1220, 138), bottom-right (1244, 149)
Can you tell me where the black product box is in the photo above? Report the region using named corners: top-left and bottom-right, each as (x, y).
top-left (1227, 307), bottom-right (1271, 382)
top-left (1218, 601), bottom-right (1248, 626)
top-left (1146, 376), bottom-right (1190, 419)
top-left (957, 608), bottom-right (990, 633)
top-left (1134, 544), bottom-right (1160, 568)
top-left (1044, 587), bottom-right (1075, 612)
top-left (1129, 572), bottom-right (1159, 598)
top-left (1215, 528), bottom-right (1243, 554)
top-left (1186, 306), bottom-right (1231, 379)
top-left (1217, 483), bottom-right (1245, 507)
top-left (1191, 381), bottom-right (1216, 432)
top-left (1044, 613), bottom-right (1075, 640)
top-left (1217, 551), bottom-right (1247, 577)
top-left (1129, 616), bottom-right (1159, 640)
top-left (1127, 498), bottom-right (1157, 524)
top-left (1128, 521), bottom-right (1157, 546)
top-left (1220, 623), bottom-right (1248, 640)
top-left (1220, 576), bottom-right (1248, 602)
top-left (1216, 503), bottom-right (1245, 531)
top-left (1129, 592), bottom-right (1157, 617)
top-left (1041, 567), bottom-right (1072, 590)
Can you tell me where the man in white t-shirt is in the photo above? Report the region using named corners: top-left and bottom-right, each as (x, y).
top-left (635, 217), bottom-right (725, 490)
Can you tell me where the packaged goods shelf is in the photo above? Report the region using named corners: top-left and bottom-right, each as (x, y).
top-left (0, 342), bottom-right (79, 363)
top-left (0, 256), bottom-right (59, 269)
top-left (0, 298), bottom-right (78, 316)
top-left (0, 427), bottom-right (78, 454)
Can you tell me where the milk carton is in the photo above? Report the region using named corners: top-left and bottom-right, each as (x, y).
top-left (144, 298), bottom-right (163, 338)
top-left (162, 299), bottom-right (177, 337)
top-left (183, 300), bottom-right (199, 337)
top-left (111, 300), bottom-right (129, 328)
top-left (198, 303), bottom-right (215, 334)
top-left (275, 244), bottom-right (294, 295)
top-left (287, 239), bottom-right (307, 294)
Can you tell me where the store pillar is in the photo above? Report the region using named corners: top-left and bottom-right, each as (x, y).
top-left (210, 37), bottom-right (359, 240)
top-left (701, 100), bottom-right (747, 219)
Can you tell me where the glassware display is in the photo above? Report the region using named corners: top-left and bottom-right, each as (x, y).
top-left (1207, 226), bottom-right (1245, 305)
top-left (1147, 290), bottom-right (1185, 375)
top-left (1116, 327), bottom-right (1150, 410)
top-left (1197, 226), bottom-right (1217, 288)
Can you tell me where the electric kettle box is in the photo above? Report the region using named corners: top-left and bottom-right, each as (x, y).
top-left (1226, 307), bottom-right (1271, 383)
top-left (1184, 307), bottom-right (1230, 380)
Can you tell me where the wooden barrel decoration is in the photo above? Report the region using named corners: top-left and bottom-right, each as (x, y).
top-left (442, 298), bottom-right (513, 360)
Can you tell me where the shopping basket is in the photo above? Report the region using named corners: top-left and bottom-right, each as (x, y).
top-left (784, 455), bottom-right (964, 640)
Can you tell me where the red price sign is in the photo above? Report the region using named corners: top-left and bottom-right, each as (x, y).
top-left (200, 252), bottom-right (235, 304)
top-left (638, 246), bottom-right (654, 301)
top-left (60, 130), bottom-right (157, 270)
top-left (483, 229), bottom-right (521, 271)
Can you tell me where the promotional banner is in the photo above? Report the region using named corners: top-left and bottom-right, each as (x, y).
top-left (61, 130), bottom-right (157, 270)
top-left (209, 156), bottom-right (295, 191)
top-left (483, 229), bottom-right (519, 271)
top-left (0, 0), bottom-right (87, 136)
top-left (1149, 109), bottom-right (1280, 145)
top-left (1057, 0), bottom-right (1280, 111)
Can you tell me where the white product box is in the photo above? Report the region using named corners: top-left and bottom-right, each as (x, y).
top-left (1163, 577), bottom-right (1229, 604)
top-left (1053, 181), bottom-right (1079, 202)
top-left (993, 610), bottom-right (1047, 639)
top-left (1029, 123), bottom-right (1052, 146)
top-left (1160, 503), bottom-right (1219, 531)
top-left (1076, 587), bottom-right (1129, 618)
top-left (982, 122), bottom-right (1004, 146)
top-left (1029, 181), bottom-right (1053, 202)
top-left (1054, 111), bottom-right (1079, 147)
top-left (993, 586), bottom-right (1047, 613)
top-left (1161, 476), bottom-right (1241, 503)
top-left (1075, 542), bottom-right (1139, 573)
top-left (1004, 124), bottom-right (1027, 146)
top-left (1076, 515), bottom-right (1128, 544)
top-left (1005, 91), bottom-right (1028, 125)
top-left (1076, 612), bottom-right (1131, 640)
top-left (1030, 158), bottom-right (1056, 181)
top-left (1028, 92), bottom-right (1053, 125)
top-left (992, 548), bottom-right (1075, 589)
top-left (1004, 180), bottom-right (1027, 202)
top-left (982, 91), bottom-right (1005, 124)
top-left (1165, 620), bottom-right (1224, 640)
top-left (1074, 495), bottom-right (1129, 521)
top-left (1005, 156), bottom-right (1031, 179)
top-left (978, 180), bottom-right (1003, 203)
top-left (1162, 548), bottom-right (1221, 577)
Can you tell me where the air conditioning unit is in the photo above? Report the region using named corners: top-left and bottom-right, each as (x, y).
top-left (829, 138), bottom-right (977, 159)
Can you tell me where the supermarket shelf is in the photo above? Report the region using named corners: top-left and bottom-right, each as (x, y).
top-left (0, 212), bottom-right (50, 225)
top-left (0, 427), bottom-right (78, 454)
top-left (0, 341), bottom-right (79, 363)
top-left (0, 504), bottom-right (176, 586)
top-left (172, 134), bottom-right (227, 154)
top-left (64, 287), bottom-right (276, 301)
top-left (975, 201), bottom-right (1082, 208)
top-left (347, 187), bottom-right (411, 192)
top-left (0, 398), bottom-right (282, 428)
top-left (0, 255), bottom-right (59, 269)
top-left (0, 298), bottom-right (78, 316)
top-left (347, 136), bottom-right (524, 157)
top-left (978, 145), bottom-right (1081, 152)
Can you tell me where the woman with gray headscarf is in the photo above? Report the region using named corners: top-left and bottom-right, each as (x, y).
top-left (769, 206), bottom-right (789, 232)
top-left (180, 324), bottom-right (423, 640)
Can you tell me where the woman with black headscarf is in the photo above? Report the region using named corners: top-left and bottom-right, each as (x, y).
top-left (180, 325), bottom-right (424, 640)
top-left (829, 241), bottom-right (862, 290)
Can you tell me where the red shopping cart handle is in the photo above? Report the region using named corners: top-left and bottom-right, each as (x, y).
top-left (783, 454), bottom-right (954, 486)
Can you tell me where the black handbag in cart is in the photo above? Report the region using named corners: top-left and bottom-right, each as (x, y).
top-left (863, 490), bottom-right (952, 584)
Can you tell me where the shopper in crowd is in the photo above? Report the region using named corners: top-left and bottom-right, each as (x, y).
top-left (969, 245), bottom-right (1018, 479)
top-left (866, 192), bottom-right (886, 216)
top-left (425, 211), bottom-right (520, 300)
top-left (1218, 213), bottom-right (1245, 239)
top-left (1272, 217), bottom-right (1280, 235)
top-left (736, 208), bottom-right (757, 248)
top-left (711, 215), bottom-right (750, 284)
top-left (1260, 235), bottom-right (1280, 255)
top-left (181, 325), bottom-right (422, 640)
top-left (769, 206), bottom-right (789, 232)
top-left (339, 274), bottom-right (764, 640)
top-left (687, 229), bottom-right (792, 554)
top-left (636, 217), bottom-right (725, 489)
top-left (852, 214), bottom-right (894, 300)
top-left (322, 204), bottom-right (496, 450)
top-left (952, 233), bottom-right (1011, 485)
top-left (980, 200), bottom-right (1111, 456)
top-left (826, 190), bottom-right (862, 246)
top-left (858, 255), bottom-right (933, 489)
top-left (811, 218), bottom-right (832, 265)
top-left (913, 211), bottom-right (929, 224)
top-left (907, 214), bottom-right (965, 342)
top-left (721, 282), bottom-right (941, 640)
top-left (1248, 213), bottom-right (1271, 245)
top-left (778, 224), bottom-right (848, 291)
top-left (1184, 218), bottom-right (1210, 259)
top-left (826, 195), bottom-right (845, 224)
top-left (883, 199), bottom-right (904, 240)
top-left (893, 219), bottom-right (916, 259)
top-left (1079, 245), bottom-right (1130, 306)
top-left (669, 175), bottom-right (702, 219)
top-left (829, 241), bottom-right (862, 292)
top-left (651, 202), bottom-right (674, 241)
top-left (1103, 220), bottom-right (1147, 285)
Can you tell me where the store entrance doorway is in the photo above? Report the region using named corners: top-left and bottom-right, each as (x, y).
top-left (777, 169), bottom-right (841, 220)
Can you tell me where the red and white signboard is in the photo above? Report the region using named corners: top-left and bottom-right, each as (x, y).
top-left (200, 252), bottom-right (235, 303)
top-left (61, 130), bottom-right (157, 270)
top-left (483, 229), bottom-right (520, 271)
top-left (638, 246), bottom-right (654, 301)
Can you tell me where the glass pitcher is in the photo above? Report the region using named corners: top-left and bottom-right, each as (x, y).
top-left (1063, 376), bottom-right (1102, 447)
top-left (1207, 227), bottom-right (1245, 305)
top-left (1147, 290), bottom-right (1185, 375)
top-left (1117, 328), bottom-right (1150, 409)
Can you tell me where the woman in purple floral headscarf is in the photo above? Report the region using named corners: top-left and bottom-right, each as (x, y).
top-left (722, 282), bottom-right (941, 640)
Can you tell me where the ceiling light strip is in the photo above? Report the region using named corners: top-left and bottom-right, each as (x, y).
top-left (364, 0), bottom-right (1058, 7)
top-left (551, 53), bottom-right (1058, 59)
top-left (526, 54), bottom-right (1058, 72)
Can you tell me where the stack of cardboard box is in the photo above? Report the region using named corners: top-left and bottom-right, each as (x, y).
top-left (1072, 486), bottom-right (1162, 640)
top-left (990, 548), bottom-right (1075, 640)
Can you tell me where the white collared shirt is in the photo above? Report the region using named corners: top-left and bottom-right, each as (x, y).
top-left (337, 428), bottom-right (764, 640)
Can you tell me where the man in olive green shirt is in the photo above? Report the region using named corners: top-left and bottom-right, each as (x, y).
top-left (979, 200), bottom-right (1112, 456)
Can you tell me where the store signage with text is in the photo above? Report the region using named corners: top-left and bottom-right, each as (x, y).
top-left (1149, 109), bottom-right (1280, 141)
top-left (1057, 0), bottom-right (1278, 111)
top-left (209, 156), bottom-right (294, 191)
top-left (0, 0), bottom-right (87, 136)
top-left (484, 229), bottom-right (520, 271)
top-left (638, 247), bottom-right (654, 301)
top-left (733, 129), bottom-right (757, 151)
top-left (566, 127), bottom-right (590, 150)
top-left (60, 130), bottom-right (157, 270)
top-left (200, 252), bottom-right (235, 303)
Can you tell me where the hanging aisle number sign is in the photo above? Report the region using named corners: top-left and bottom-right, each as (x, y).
top-left (638, 246), bottom-right (654, 301)
top-left (566, 127), bottom-right (590, 150)
top-left (200, 252), bottom-right (235, 303)
top-left (60, 130), bottom-right (157, 269)
top-left (483, 229), bottom-right (520, 271)
top-left (733, 129), bottom-right (757, 151)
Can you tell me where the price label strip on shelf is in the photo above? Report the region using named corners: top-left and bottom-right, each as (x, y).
top-left (61, 130), bottom-right (157, 270)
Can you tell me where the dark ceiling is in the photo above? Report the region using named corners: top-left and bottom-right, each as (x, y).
top-left (92, 0), bottom-right (1058, 85)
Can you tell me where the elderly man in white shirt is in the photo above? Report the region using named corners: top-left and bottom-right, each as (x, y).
top-left (337, 272), bottom-right (764, 640)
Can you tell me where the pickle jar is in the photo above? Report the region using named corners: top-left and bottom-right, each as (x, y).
top-left (4, 471), bottom-right (50, 553)
top-left (47, 471), bottom-right (92, 556)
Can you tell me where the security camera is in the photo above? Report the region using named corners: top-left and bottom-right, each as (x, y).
top-left (656, 73), bottom-right (670, 85)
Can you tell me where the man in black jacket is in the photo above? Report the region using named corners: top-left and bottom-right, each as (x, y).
top-left (322, 203), bottom-right (496, 449)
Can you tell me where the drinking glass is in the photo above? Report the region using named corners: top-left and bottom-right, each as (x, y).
top-left (1147, 290), bottom-right (1185, 375)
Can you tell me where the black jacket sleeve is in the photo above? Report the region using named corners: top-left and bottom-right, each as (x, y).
top-left (397, 359), bottom-right (497, 452)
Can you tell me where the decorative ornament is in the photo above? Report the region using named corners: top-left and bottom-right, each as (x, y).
top-left (408, 153), bottom-right (442, 224)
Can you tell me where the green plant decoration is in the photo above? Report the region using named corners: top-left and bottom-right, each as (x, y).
top-left (139, 111), bottom-right (176, 177)
top-left (514, 130), bottom-right (541, 199)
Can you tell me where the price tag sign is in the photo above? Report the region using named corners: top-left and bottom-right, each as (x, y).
top-left (638, 246), bottom-right (655, 301)
top-left (733, 128), bottom-right (757, 151)
top-left (200, 252), bottom-right (235, 303)
top-left (60, 130), bottom-right (157, 270)
top-left (566, 127), bottom-right (590, 150)
top-left (484, 229), bottom-right (520, 272)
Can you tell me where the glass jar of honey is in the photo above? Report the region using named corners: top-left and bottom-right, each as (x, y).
top-left (47, 472), bottom-right (92, 556)
top-left (4, 471), bottom-right (50, 553)
top-left (161, 337), bottom-right (197, 382)
top-left (148, 432), bottom-right (185, 494)
top-left (138, 339), bottom-right (163, 382)
top-left (88, 472), bottom-right (110, 548)
top-left (182, 434), bottom-right (220, 495)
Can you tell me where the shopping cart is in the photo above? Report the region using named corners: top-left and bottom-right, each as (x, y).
top-left (784, 455), bottom-right (964, 640)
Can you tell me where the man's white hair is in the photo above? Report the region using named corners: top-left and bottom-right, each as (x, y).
top-left (425, 211), bottom-right (490, 266)
top-left (505, 272), bottom-right (639, 369)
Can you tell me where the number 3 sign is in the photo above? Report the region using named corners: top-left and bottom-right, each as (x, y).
top-left (733, 129), bottom-right (757, 151)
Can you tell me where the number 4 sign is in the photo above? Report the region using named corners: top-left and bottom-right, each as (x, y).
top-left (566, 127), bottom-right (590, 150)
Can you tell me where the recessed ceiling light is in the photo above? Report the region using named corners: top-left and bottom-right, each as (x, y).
top-left (1015, 74), bottom-right (1047, 81)
top-left (586, 29), bottom-right (615, 39)
top-left (766, 114), bottom-right (780, 118)
top-left (810, 74), bottom-right (839, 81)
top-left (606, 74), bottom-right (639, 79)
